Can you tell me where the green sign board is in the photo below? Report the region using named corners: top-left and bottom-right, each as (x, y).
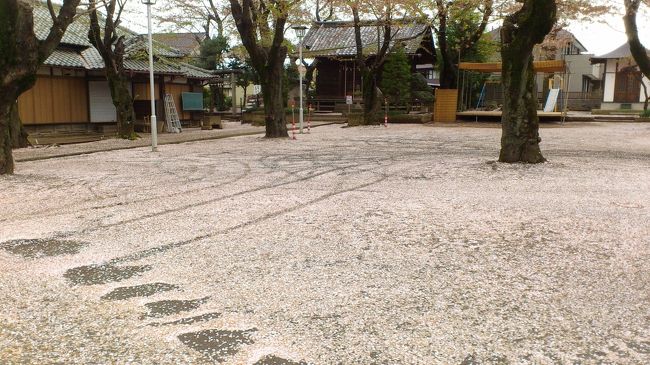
top-left (181, 92), bottom-right (204, 111)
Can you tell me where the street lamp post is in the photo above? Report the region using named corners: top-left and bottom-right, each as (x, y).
top-left (292, 26), bottom-right (307, 134)
top-left (142, 0), bottom-right (157, 152)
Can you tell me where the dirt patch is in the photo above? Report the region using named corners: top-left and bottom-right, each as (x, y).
top-left (177, 329), bottom-right (256, 362)
top-left (253, 355), bottom-right (307, 365)
top-left (148, 311), bottom-right (222, 327)
top-left (141, 296), bottom-right (210, 318)
top-left (1, 238), bottom-right (88, 258)
top-left (64, 264), bottom-right (152, 286)
top-left (100, 283), bottom-right (179, 301)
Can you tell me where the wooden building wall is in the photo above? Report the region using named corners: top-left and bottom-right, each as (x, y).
top-left (133, 82), bottom-right (192, 120)
top-left (18, 76), bottom-right (88, 125)
top-left (132, 82), bottom-right (161, 101)
top-left (316, 58), bottom-right (342, 98)
top-left (166, 83), bottom-right (192, 120)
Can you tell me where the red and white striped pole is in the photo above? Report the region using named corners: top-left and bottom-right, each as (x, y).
top-left (291, 101), bottom-right (297, 140)
top-left (384, 98), bottom-right (388, 128)
top-left (307, 104), bottom-right (312, 133)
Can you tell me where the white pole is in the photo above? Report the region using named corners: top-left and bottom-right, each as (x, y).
top-left (298, 37), bottom-right (304, 134)
top-left (231, 71), bottom-right (236, 116)
top-left (146, 3), bottom-right (158, 152)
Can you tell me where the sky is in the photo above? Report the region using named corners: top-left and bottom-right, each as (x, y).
top-left (567, 13), bottom-right (650, 56)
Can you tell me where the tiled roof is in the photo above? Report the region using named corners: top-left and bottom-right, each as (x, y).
top-left (593, 42), bottom-right (650, 60)
top-left (80, 48), bottom-right (105, 69)
top-left (152, 33), bottom-right (205, 56)
top-left (31, 2), bottom-right (213, 79)
top-left (124, 59), bottom-right (185, 75)
top-left (302, 21), bottom-right (431, 58)
top-left (179, 63), bottom-right (215, 79)
top-left (44, 48), bottom-right (87, 68)
top-left (124, 36), bottom-right (186, 58)
top-left (33, 4), bottom-right (92, 47)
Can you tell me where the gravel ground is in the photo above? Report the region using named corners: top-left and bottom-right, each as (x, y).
top-left (1, 122), bottom-right (649, 364)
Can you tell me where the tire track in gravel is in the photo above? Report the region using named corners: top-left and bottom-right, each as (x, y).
top-left (64, 165), bottom-right (390, 364)
top-left (0, 159), bottom-right (253, 224)
top-left (66, 163), bottom-right (364, 239)
top-left (58, 144), bottom-right (415, 364)
top-left (107, 168), bottom-right (388, 266)
top-left (61, 158), bottom-right (394, 281)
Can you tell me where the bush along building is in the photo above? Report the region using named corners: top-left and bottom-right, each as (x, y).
top-left (16, 3), bottom-right (214, 137)
top-left (300, 20), bottom-right (436, 112)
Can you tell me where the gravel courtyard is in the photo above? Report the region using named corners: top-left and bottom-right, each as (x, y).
top-left (1, 123), bottom-right (649, 364)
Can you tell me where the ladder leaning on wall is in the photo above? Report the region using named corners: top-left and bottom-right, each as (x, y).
top-left (163, 94), bottom-right (182, 133)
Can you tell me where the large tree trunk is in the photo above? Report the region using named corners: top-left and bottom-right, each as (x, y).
top-left (624, 0), bottom-right (650, 112)
top-left (0, 0), bottom-right (79, 174)
top-left (261, 59), bottom-right (288, 138)
top-left (229, 0), bottom-right (289, 139)
top-left (88, 0), bottom-right (137, 140)
top-left (9, 103), bottom-right (31, 148)
top-left (434, 13), bottom-right (457, 89)
top-left (435, 1), bottom-right (493, 89)
top-left (351, 3), bottom-right (391, 125)
top-left (108, 71), bottom-right (136, 139)
top-left (0, 103), bottom-right (15, 175)
top-left (361, 70), bottom-right (383, 124)
top-left (0, 0), bottom-right (38, 174)
top-left (9, 103), bottom-right (30, 148)
top-left (438, 49), bottom-right (457, 89)
top-left (499, 0), bottom-right (556, 164)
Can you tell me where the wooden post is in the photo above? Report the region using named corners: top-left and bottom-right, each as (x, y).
top-left (433, 89), bottom-right (458, 123)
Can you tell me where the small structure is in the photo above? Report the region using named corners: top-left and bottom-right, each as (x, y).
top-left (591, 43), bottom-right (650, 111)
top-left (301, 20), bottom-right (436, 111)
top-left (16, 3), bottom-right (214, 136)
top-left (487, 28), bottom-right (603, 110)
top-left (456, 60), bottom-right (568, 121)
top-left (206, 69), bottom-right (245, 117)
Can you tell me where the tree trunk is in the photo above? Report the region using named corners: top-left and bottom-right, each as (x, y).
top-left (437, 42), bottom-right (457, 88)
top-left (229, 0), bottom-right (289, 139)
top-left (499, 0), bottom-right (556, 164)
top-left (0, 0), bottom-right (79, 174)
top-left (435, 1), bottom-right (457, 89)
top-left (261, 59), bottom-right (288, 138)
top-left (623, 0), bottom-right (650, 112)
top-left (108, 71), bottom-right (136, 139)
top-left (88, 0), bottom-right (137, 140)
top-left (362, 70), bottom-right (383, 124)
top-left (0, 103), bottom-right (15, 175)
top-left (10, 102), bottom-right (30, 148)
top-left (0, 0), bottom-right (37, 174)
top-left (499, 55), bottom-right (545, 163)
top-left (351, 4), bottom-right (391, 125)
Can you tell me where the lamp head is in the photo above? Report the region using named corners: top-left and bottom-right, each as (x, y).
top-left (141, 0), bottom-right (156, 5)
top-left (292, 25), bottom-right (307, 39)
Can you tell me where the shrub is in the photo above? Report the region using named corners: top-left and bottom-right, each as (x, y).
top-left (411, 73), bottom-right (434, 103)
top-left (381, 47), bottom-right (411, 106)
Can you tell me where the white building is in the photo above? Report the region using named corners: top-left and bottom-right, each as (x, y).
top-left (591, 43), bottom-right (650, 111)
